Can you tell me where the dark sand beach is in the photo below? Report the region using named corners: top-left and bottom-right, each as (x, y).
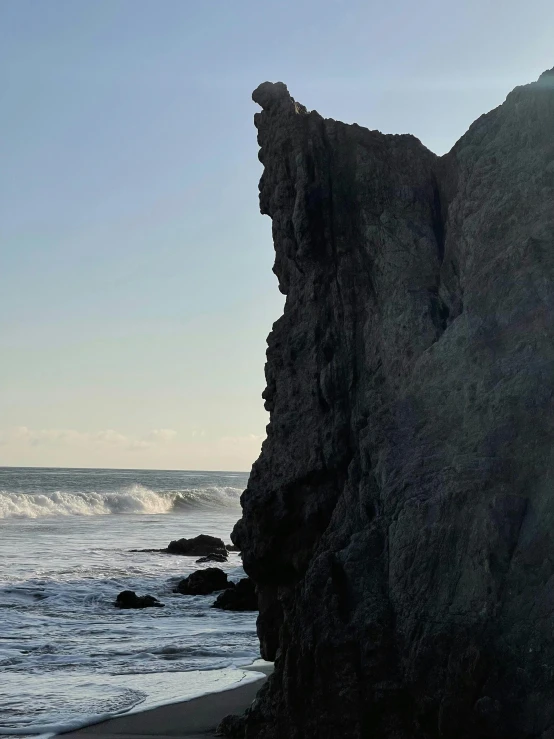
top-left (60, 665), bottom-right (271, 739)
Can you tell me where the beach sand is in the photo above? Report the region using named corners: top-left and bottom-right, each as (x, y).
top-left (59, 664), bottom-right (272, 739)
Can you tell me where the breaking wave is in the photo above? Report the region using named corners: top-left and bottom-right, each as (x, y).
top-left (0, 484), bottom-right (243, 520)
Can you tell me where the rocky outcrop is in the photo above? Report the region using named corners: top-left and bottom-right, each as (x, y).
top-left (131, 534), bottom-right (229, 558)
top-left (174, 567), bottom-right (231, 595)
top-left (228, 69), bottom-right (554, 738)
top-left (166, 535), bottom-right (228, 558)
top-left (196, 553), bottom-right (228, 563)
top-left (114, 591), bottom-right (164, 609)
top-left (212, 578), bottom-right (258, 612)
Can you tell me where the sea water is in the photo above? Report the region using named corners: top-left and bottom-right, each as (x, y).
top-left (0, 467), bottom-right (260, 736)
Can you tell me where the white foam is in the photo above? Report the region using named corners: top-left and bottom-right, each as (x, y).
top-left (0, 485), bottom-right (242, 519)
top-left (0, 469), bottom-right (255, 736)
top-left (0, 669), bottom-right (263, 737)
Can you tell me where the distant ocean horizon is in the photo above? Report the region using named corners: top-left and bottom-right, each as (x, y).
top-left (0, 465), bottom-right (251, 470)
top-left (0, 466), bottom-right (259, 737)
top-left (0, 464), bottom-right (251, 475)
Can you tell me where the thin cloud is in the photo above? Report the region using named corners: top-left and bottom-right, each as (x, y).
top-left (5, 427), bottom-right (178, 449)
top-left (219, 434), bottom-right (264, 446)
top-left (0, 426), bottom-right (266, 471)
top-left (146, 429), bottom-right (177, 442)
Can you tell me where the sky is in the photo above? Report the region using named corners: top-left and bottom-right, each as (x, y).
top-left (0, 0), bottom-right (552, 471)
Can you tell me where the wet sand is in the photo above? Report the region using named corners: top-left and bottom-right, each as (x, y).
top-left (59, 664), bottom-right (271, 739)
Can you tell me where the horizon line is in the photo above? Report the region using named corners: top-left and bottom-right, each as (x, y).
top-left (0, 464), bottom-right (251, 474)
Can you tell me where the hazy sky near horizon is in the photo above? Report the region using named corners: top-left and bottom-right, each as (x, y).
top-left (1, 0), bottom-right (552, 471)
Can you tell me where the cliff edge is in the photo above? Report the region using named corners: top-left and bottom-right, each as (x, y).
top-left (229, 69), bottom-right (554, 738)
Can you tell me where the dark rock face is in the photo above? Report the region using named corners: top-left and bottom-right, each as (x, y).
top-left (217, 713), bottom-right (249, 738)
top-left (175, 567), bottom-right (231, 595)
top-left (115, 590), bottom-right (164, 609)
top-left (212, 578), bottom-right (258, 611)
top-left (229, 71), bottom-right (554, 738)
top-left (166, 535), bottom-right (228, 558)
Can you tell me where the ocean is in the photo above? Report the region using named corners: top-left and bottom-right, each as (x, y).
top-left (0, 467), bottom-right (261, 737)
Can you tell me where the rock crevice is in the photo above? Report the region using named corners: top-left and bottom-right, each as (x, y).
top-left (231, 71), bottom-right (554, 738)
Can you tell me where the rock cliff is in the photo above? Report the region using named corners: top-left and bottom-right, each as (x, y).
top-left (230, 69), bottom-right (554, 738)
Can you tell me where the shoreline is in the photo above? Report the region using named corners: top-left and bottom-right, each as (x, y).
top-left (57, 663), bottom-right (272, 739)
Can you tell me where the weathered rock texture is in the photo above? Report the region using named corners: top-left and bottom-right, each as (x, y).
top-left (230, 69), bottom-right (554, 738)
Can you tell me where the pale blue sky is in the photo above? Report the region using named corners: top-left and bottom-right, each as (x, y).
top-left (1, 0), bottom-right (552, 469)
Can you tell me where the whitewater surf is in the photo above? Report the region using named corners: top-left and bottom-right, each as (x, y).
top-left (0, 467), bottom-right (257, 737)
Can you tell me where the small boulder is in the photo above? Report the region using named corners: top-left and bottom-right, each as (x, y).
top-left (174, 568), bottom-right (232, 595)
top-left (216, 713), bottom-right (247, 737)
top-left (196, 553), bottom-right (228, 563)
top-left (225, 544), bottom-right (240, 552)
top-left (115, 590), bottom-right (164, 609)
top-left (212, 578), bottom-right (257, 611)
top-left (167, 534), bottom-right (228, 558)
